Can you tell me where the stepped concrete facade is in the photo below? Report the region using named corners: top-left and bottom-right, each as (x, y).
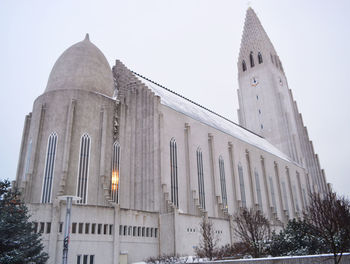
top-left (15, 8), bottom-right (327, 264)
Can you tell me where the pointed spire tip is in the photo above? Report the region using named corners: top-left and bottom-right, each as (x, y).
top-left (84, 33), bottom-right (90, 42)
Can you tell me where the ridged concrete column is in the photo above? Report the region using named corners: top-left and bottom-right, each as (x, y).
top-left (208, 133), bottom-right (219, 217)
top-left (59, 99), bottom-right (76, 195)
top-left (16, 113), bottom-right (32, 190)
top-left (285, 166), bottom-right (296, 218)
top-left (274, 162), bottom-right (286, 223)
top-left (245, 150), bottom-right (256, 208)
top-left (260, 156), bottom-right (272, 219)
top-left (27, 103), bottom-right (46, 201)
top-left (184, 123), bottom-right (193, 214)
top-left (228, 142), bottom-right (239, 213)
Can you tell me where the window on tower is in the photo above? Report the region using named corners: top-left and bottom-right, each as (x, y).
top-left (77, 133), bottom-right (91, 204)
top-left (111, 141), bottom-right (120, 203)
top-left (242, 60), bottom-right (247, 72)
top-left (270, 53), bottom-right (274, 64)
top-left (41, 132), bottom-right (57, 203)
top-left (250, 52), bottom-right (255, 67)
top-left (258, 52), bottom-right (263, 64)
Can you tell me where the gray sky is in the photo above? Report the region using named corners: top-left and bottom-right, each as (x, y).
top-left (1, 0), bottom-right (349, 197)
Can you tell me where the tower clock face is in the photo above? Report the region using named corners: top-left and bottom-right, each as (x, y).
top-left (250, 76), bottom-right (259, 87)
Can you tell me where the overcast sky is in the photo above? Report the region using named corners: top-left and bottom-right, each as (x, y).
top-left (1, 0), bottom-right (349, 198)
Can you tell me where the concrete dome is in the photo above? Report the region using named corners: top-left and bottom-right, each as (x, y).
top-left (45, 34), bottom-right (114, 97)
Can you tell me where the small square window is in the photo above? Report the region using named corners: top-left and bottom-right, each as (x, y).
top-left (150, 228), bottom-right (153, 237)
top-left (142, 227), bottom-right (145, 237)
top-left (138, 227), bottom-right (141, 236)
top-left (123, 226), bottom-right (127, 236)
top-left (85, 223), bottom-right (90, 234)
top-left (39, 222), bottom-right (45, 233)
top-left (33, 222), bottom-right (38, 233)
top-left (78, 223), bottom-right (83, 234)
top-left (83, 255), bottom-right (88, 264)
top-left (109, 224), bottom-right (113, 235)
top-left (104, 224), bottom-right (108, 235)
top-left (119, 225), bottom-right (123, 235)
top-left (256, 95), bottom-right (259, 100)
top-left (91, 223), bottom-right (96, 234)
top-left (128, 226), bottom-right (132, 236)
top-left (133, 226), bottom-right (137, 236)
top-left (154, 228), bottom-right (158, 238)
top-left (72, 223), bottom-right (77, 234)
top-left (46, 222), bottom-right (51, 234)
top-left (98, 224), bottom-right (102, 235)
top-left (59, 222), bottom-right (63, 233)
top-left (146, 227), bottom-right (149, 237)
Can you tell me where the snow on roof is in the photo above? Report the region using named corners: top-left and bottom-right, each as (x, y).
top-left (133, 72), bottom-right (291, 162)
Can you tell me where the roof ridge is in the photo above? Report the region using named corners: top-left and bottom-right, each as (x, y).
top-left (130, 70), bottom-right (263, 139)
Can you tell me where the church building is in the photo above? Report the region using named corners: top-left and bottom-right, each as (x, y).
top-left (14, 8), bottom-right (327, 264)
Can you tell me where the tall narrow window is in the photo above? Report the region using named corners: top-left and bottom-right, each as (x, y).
top-left (23, 140), bottom-right (32, 180)
top-left (238, 163), bottom-right (246, 208)
top-left (302, 188), bottom-right (308, 207)
top-left (254, 170), bottom-right (262, 209)
top-left (258, 52), bottom-right (263, 64)
top-left (250, 51), bottom-right (255, 67)
top-left (218, 156), bottom-right (228, 210)
top-left (196, 147), bottom-right (205, 209)
top-left (274, 55), bottom-right (278, 68)
top-left (170, 138), bottom-right (179, 207)
top-left (77, 134), bottom-right (91, 204)
top-left (242, 60), bottom-right (247, 72)
top-left (281, 181), bottom-right (289, 216)
top-left (293, 185), bottom-right (300, 213)
top-left (41, 133), bottom-right (57, 203)
top-left (270, 53), bottom-right (274, 64)
top-left (269, 176), bottom-right (277, 211)
top-left (111, 141), bottom-right (120, 203)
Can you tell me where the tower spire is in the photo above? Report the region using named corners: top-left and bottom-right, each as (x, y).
top-left (238, 8), bottom-right (277, 65)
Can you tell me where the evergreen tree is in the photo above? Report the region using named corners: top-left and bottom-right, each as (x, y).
top-left (0, 179), bottom-right (48, 264)
top-left (269, 219), bottom-right (327, 256)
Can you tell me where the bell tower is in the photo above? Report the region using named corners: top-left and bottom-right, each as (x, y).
top-left (237, 8), bottom-right (328, 193)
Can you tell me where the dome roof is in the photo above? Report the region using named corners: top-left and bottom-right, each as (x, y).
top-left (45, 34), bottom-right (114, 97)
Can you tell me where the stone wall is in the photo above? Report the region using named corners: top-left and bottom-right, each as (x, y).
top-left (194, 254), bottom-right (350, 264)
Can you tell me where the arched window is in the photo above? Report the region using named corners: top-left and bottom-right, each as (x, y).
top-left (238, 163), bottom-right (246, 208)
top-left (269, 176), bottom-right (277, 212)
top-left (170, 138), bottom-right (178, 207)
top-left (196, 147), bottom-right (205, 209)
top-left (219, 156), bottom-right (228, 210)
top-left (111, 141), bottom-right (120, 203)
top-left (250, 51), bottom-right (255, 67)
top-left (281, 181), bottom-right (289, 216)
top-left (41, 133), bottom-right (57, 203)
top-left (242, 60), bottom-right (247, 72)
top-left (77, 133), bottom-right (91, 204)
top-left (254, 169), bottom-right (262, 209)
top-left (293, 185), bottom-right (300, 213)
top-left (274, 55), bottom-right (278, 68)
top-left (258, 52), bottom-right (263, 64)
